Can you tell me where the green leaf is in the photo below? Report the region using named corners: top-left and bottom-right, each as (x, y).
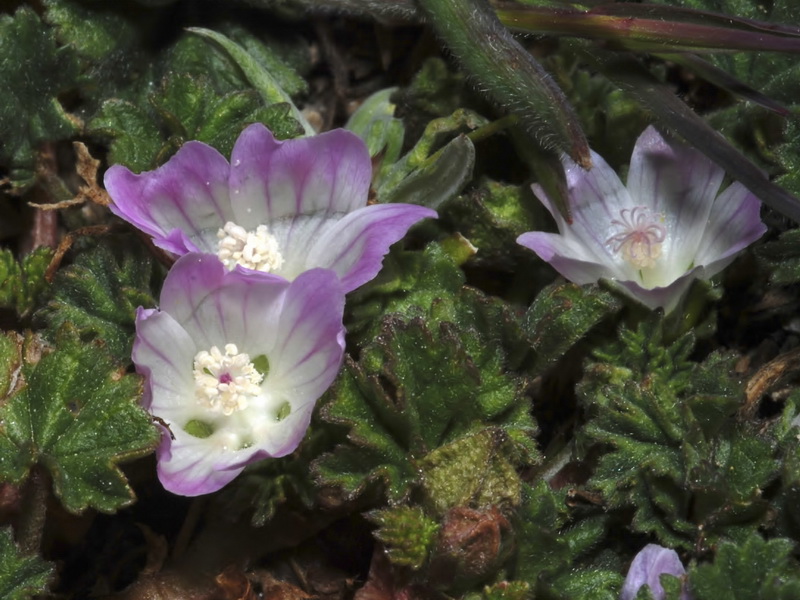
top-left (89, 99), bottom-right (163, 172)
top-left (43, 0), bottom-right (144, 105)
top-left (368, 506), bottom-right (440, 570)
top-left (0, 7), bottom-right (79, 191)
top-left (382, 134), bottom-right (475, 209)
top-left (90, 72), bottom-right (303, 171)
top-left (580, 316), bottom-right (777, 548)
top-left (314, 316), bottom-right (536, 505)
top-left (525, 282), bottom-right (622, 372)
top-left (466, 581), bottom-right (531, 600)
top-left (513, 481), bottom-right (619, 598)
top-left (0, 327), bottom-right (159, 513)
top-left (440, 180), bottom-right (546, 270)
top-left (0, 247), bottom-right (54, 317)
top-left (689, 534), bottom-right (800, 599)
top-left (345, 242), bottom-right (466, 345)
top-left (378, 109), bottom-right (485, 206)
top-left (419, 428), bottom-right (523, 516)
top-left (756, 228), bottom-right (800, 285)
top-left (345, 87), bottom-right (405, 185)
top-left (37, 242), bottom-right (158, 364)
top-left (187, 27), bottom-right (314, 135)
top-left (0, 527), bottom-right (53, 600)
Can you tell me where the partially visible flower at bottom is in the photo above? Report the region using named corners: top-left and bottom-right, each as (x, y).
top-left (621, 544), bottom-right (691, 600)
top-left (518, 126), bottom-right (767, 313)
top-left (133, 254), bottom-right (346, 496)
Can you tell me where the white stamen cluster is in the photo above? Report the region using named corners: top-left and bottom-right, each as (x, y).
top-left (606, 206), bottom-right (667, 269)
top-left (193, 344), bottom-right (264, 416)
top-left (217, 221), bottom-right (284, 272)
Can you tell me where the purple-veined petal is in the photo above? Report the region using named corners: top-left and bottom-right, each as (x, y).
top-left (694, 182), bottom-right (767, 275)
top-left (537, 150), bottom-right (634, 266)
top-left (627, 126), bottom-right (724, 271)
top-left (270, 268), bottom-right (346, 403)
top-left (620, 544), bottom-right (690, 600)
top-left (156, 432), bottom-right (248, 496)
top-left (105, 142), bottom-right (233, 254)
top-left (517, 231), bottom-right (623, 283)
top-left (133, 308), bottom-right (196, 412)
top-left (229, 123), bottom-right (372, 223)
top-left (306, 203), bottom-right (437, 293)
top-left (158, 254), bottom-right (288, 350)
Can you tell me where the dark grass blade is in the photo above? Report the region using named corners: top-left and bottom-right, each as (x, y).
top-left (583, 48), bottom-right (800, 222)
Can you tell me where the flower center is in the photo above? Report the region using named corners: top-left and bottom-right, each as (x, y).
top-left (606, 206), bottom-right (666, 269)
top-left (193, 344), bottom-right (264, 416)
top-left (217, 221), bottom-right (284, 272)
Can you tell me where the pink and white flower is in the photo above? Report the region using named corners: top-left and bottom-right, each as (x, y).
top-left (105, 124), bottom-right (436, 293)
top-left (134, 254), bottom-right (346, 496)
top-left (518, 126), bottom-right (767, 313)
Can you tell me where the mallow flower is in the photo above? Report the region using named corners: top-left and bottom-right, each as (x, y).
top-left (105, 123), bottom-right (436, 293)
top-left (517, 126), bottom-right (767, 313)
top-left (621, 544), bottom-right (691, 600)
top-left (133, 253), bottom-right (345, 496)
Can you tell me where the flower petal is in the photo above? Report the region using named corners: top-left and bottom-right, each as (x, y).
top-left (305, 203), bottom-right (437, 292)
top-left (620, 544), bottom-right (688, 600)
top-left (693, 182), bottom-right (766, 276)
top-left (517, 231), bottom-right (620, 283)
top-left (105, 142), bottom-right (233, 254)
top-left (156, 433), bottom-right (246, 496)
top-left (270, 268), bottom-right (346, 411)
top-left (133, 308), bottom-right (196, 412)
top-left (229, 123), bottom-right (372, 223)
top-left (616, 272), bottom-right (698, 313)
top-left (536, 150), bottom-right (634, 267)
top-left (158, 254), bottom-right (288, 351)
top-left (626, 126), bottom-right (724, 270)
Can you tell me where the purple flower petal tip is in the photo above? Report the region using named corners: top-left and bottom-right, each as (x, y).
top-left (621, 544), bottom-right (691, 600)
top-left (134, 254), bottom-right (346, 496)
top-left (517, 126), bottom-right (766, 312)
top-left (105, 124), bottom-right (428, 289)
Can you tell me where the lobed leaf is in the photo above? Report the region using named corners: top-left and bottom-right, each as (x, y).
top-left (0, 247), bottom-right (54, 318)
top-left (38, 242), bottom-right (158, 364)
top-left (0, 327), bottom-right (159, 513)
top-left (0, 527), bottom-right (53, 600)
top-left (689, 534), bottom-right (800, 599)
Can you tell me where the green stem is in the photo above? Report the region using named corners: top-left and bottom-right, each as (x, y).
top-left (416, 0), bottom-right (591, 167)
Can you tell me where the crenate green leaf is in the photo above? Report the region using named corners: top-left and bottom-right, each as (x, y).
top-left (89, 99), bottom-right (162, 172)
top-left (0, 327), bottom-right (159, 513)
top-left (314, 315), bottom-right (536, 506)
top-left (525, 282), bottom-right (622, 373)
top-left (37, 242), bottom-right (158, 364)
top-left (368, 506), bottom-right (440, 570)
top-left (0, 527), bottom-right (53, 600)
top-left (0, 247), bottom-right (54, 318)
top-left (689, 534), bottom-right (800, 599)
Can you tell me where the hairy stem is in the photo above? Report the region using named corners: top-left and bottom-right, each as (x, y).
top-left (17, 467), bottom-right (48, 556)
